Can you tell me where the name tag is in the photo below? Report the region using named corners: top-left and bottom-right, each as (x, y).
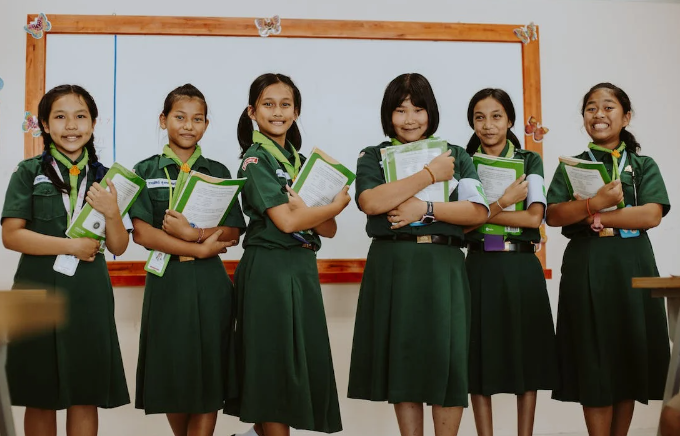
top-left (33, 175), bottom-right (52, 185)
top-left (146, 178), bottom-right (176, 188)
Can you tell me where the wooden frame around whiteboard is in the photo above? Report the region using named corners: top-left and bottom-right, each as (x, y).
top-left (24, 14), bottom-right (549, 284)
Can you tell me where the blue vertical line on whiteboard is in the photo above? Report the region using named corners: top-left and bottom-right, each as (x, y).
top-left (113, 35), bottom-right (118, 163)
top-left (113, 35), bottom-right (118, 261)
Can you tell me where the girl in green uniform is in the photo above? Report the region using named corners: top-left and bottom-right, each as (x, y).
top-left (347, 73), bottom-right (489, 436)
top-left (463, 88), bottom-right (558, 436)
top-left (546, 82), bottom-right (670, 436)
top-left (224, 73), bottom-right (350, 436)
top-left (2, 84), bottom-right (130, 436)
top-left (130, 84), bottom-right (246, 436)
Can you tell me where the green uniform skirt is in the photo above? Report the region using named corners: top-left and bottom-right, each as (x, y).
top-left (224, 246), bottom-right (342, 433)
top-left (348, 239), bottom-right (470, 407)
top-left (552, 235), bottom-right (669, 406)
top-left (136, 256), bottom-right (232, 414)
top-left (7, 254), bottom-right (129, 409)
top-left (466, 250), bottom-right (558, 395)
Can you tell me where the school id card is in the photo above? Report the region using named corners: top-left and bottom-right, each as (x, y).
top-left (145, 250), bottom-right (171, 277)
top-left (53, 254), bottom-right (79, 277)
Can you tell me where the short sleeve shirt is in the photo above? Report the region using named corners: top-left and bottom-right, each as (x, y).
top-left (238, 142), bottom-right (322, 249)
top-left (466, 144), bottom-right (546, 244)
top-left (3, 154), bottom-right (97, 237)
top-left (355, 140), bottom-right (489, 239)
top-left (547, 148), bottom-right (670, 238)
top-left (129, 154), bottom-right (246, 245)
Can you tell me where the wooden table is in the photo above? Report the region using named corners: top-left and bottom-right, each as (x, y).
top-left (0, 290), bottom-right (65, 436)
top-left (633, 276), bottom-right (680, 405)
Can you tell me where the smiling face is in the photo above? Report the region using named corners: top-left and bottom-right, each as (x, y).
top-left (248, 82), bottom-right (298, 147)
top-left (473, 96), bottom-right (512, 152)
top-left (583, 88), bottom-right (631, 150)
top-left (391, 96), bottom-right (429, 144)
top-left (43, 93), bottom-right (96, 161)
top-left (159, 96), bottom-right (209, 154)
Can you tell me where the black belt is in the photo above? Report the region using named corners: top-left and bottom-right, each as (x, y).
top-left (467, 241), bottom-right (536, 253)
top-left (373, 234), bottom-right (464, 247)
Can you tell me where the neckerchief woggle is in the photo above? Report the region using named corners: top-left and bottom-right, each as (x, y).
top-left (162, 144), bottom-right (202, 208)
top-left (49, 144), bottom-right (89, 227)
top-left (587, 142), bottom-right (627, 181)
top-left (253, 131), bottom-right (301, 181)
top-left (477, 140), bottom-right (515, 158)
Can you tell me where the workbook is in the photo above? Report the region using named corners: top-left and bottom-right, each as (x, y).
top-left (559, 156), bottom-right (624, 211)
top-left (291, 147), bottom-right (355, 207)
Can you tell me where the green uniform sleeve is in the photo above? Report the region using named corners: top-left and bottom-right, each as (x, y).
top-left (239, 153), bottom-right (288, 215)
top-left (2, 162), bottom-right (36, 222)
top-left (129, 163), bottom-right (154, 225)
top-left (547, 163), bottom-right (570, 204)
top-left (354, 147), bottom-right (384, 208)
top-left (637, 156), bottom-right (671, 216)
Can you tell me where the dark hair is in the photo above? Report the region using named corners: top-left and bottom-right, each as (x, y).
top-left (380, 73), bottom-right (439, 139)
top-left (465, 88), bottom-right (520, 156)
top-left (237, 73), bottom-right (302, 158)
top-left (37, 84), bottom-right (100, 194)
top-left (581, 82), bottom-right (640, 153)
top-left (162, 83), bottom-right (208, 118)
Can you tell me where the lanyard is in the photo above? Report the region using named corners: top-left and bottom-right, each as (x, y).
top-left (587, 148), bottom-right (627, 181)
top-left (162, 167), bottom-right (180, 209)
top-left (161, 145), bottom-right (201, 208)
top-left (50, 159), bottom-right (89, 228)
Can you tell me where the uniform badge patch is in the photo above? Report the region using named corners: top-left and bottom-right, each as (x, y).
top-left (242, 157), bottom-right (259, 171)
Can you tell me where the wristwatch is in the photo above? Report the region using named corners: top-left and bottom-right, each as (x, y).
top-left (420, 201), bottom-right (435, 224)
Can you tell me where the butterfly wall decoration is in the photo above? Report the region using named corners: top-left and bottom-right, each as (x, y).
top-left (525, 116), bottom-right (549, 142)
top-left (514, 22), bottom-right (537, 44)
top-left (255, 15), bottom-right (281, 37)
top-left (22, 112), bottom-right (42, 137)
top-left (25, 13), bottom-right (52, 39)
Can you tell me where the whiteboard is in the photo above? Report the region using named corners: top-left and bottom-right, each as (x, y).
top-left (45, 34), bottom-right (525, 260)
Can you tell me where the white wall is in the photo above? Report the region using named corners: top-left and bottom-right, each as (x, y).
top-left (1, 1), bottom-right (679, 435)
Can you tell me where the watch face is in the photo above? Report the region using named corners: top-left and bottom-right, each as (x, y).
top-left (421, 215), bottom-right (435, 224)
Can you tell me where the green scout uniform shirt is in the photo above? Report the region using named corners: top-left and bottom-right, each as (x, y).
top-left (356, 141), bottom-right (488, 240)
top-left (129, 154), bottom-right (246, 238)
top-left (466, 142), bottom-right (546, 244)
top-left (3, 153), bottom-right (93, 236)
top-left (547, 148), bottom-right (671, 238)
top-left (238, 141), bottom-right (322, 249)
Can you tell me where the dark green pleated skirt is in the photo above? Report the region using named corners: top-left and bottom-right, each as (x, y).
top-left (7, 254), bottom-right (129, 410)
top-left (135, 256), bottom-right (232, 414)
top-left (348, 239), bottom-right (470, 407)
top-left (552, 234), bottom-right (669, 406)
top-left (224, 246), bottom-right (342, 433)
top-left (466, 250), bottom-right (558, 396)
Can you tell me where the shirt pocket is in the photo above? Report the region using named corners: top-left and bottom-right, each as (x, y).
top-left (32, 183), bottom-right (66, 221)
top-left (147, 188), bottom-right (170, 226)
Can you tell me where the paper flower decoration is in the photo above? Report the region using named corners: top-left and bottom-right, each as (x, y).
top-left (525, 116), bottom-right (549, 142)
top-left (514, 22), bottom-right (537, 44)
top-left (24, 13), bottom-right (52, 39)
top-left (255, 15), bottom-right (281, 37)
top-left (22, 111), bottom-right (41, 137)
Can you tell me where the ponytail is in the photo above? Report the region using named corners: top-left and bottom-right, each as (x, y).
top-left (237, 108), bottom-right (254, 158)
top-left (286, 121), bottom-right (302, 152)
top-left (620, 128), bottom-right (641, 154)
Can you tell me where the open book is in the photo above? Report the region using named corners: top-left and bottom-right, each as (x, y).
top-left (381, 138), bottom-right (453, 202)
top-left (145, 171), bottom-right (246, 277)
top-left (291, 147), bottom-right (356, 207)
top-left (66, 162), bottom-right (145, 240)
top-left (559, 156), bottom-right (624, 211)
top-left (472, 153), bottom-right (524, 236)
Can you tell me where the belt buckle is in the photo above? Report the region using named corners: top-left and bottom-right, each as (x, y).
top-left (599, 228), bottom-right (615, 237)
top-left (502, 241), bottom-right (512, 252)
top-left (179, 256), bottom-right (195, 262)
top-left (417, 235), bottom-right (432, 244)
top-left (301, 243), bottom-right (314, 250)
